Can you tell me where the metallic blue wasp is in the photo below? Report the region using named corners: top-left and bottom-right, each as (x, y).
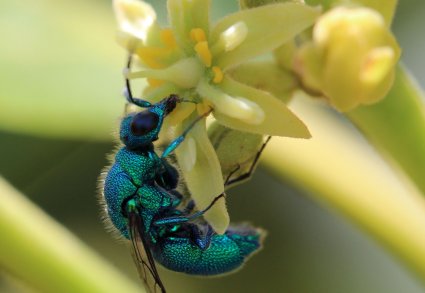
top-left (100, 54), bottom-right (266, 293)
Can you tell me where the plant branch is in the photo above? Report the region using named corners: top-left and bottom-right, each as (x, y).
top-left (262, 95), bottom-right (425, 283)
top-left (0, 177), bottom-right (142, 293)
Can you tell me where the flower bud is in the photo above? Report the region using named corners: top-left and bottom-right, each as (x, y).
top-left (294, 7), bottom-right (401, 112)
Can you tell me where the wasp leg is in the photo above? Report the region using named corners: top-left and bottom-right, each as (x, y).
top-left (189, 224), bottom-right (214, 250)
top-left (155, 159), bottom-right (179, 190)
top-left (224, 165), bottom-right (241, 185)
top-left (225, 136), bottom-right (272, 187)
top-left (153, 193), bottom-right (225, 226)
top-left (182, 200), bottom-right (195, 214)
top-left (165, 190), bottom-right (183, 209)
top-left (161, 109), bottom-right (212, 158)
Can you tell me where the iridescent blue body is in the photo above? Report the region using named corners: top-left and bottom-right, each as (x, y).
top-left (101, 94), bottom-right (264, 292)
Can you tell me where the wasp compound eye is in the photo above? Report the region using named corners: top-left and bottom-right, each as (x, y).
top-left (130, 111), bottom-right (160, 136)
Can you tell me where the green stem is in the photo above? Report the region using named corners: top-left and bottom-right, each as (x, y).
top-left (347, 65), bottom-right (425, 196)
top-left (0, 177), bottom-right (142, 293)
top-left (262, 95), bottom-right (425, 283)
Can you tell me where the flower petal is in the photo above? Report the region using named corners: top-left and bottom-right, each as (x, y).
top-left (174, 117), bottom-right (229, 234)
top-left (214, 76), bottom-right (311, 138)
top-left (197, 78), bottom-right (265, 125)
top-left (211, 3), bottom-right (320, 70)
top-left (167, 0), bottom-right (211, 54)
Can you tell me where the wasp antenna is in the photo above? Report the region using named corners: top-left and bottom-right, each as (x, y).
top-left (124, 53), bottom-right (152, 108)
top-left (125, 53), bottom-right (135, 104)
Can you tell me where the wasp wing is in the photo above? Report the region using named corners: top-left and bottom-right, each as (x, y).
top-left (128, 211), bottom-right (166, 293)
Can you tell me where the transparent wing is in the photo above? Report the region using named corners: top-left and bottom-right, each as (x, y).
top-left (128, 211), bottom-right (166, 293)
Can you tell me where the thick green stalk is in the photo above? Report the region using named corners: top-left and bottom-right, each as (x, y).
top-left (0, 177), bottom-right (142, 293)
top-left (348, 65), bottom-right (425, 196)
top-left (262, 95), bottom-right (425, 283)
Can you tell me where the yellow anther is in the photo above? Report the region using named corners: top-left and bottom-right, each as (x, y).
top-left (167, 102), bottom-right (196, 126)
top-left (160, 29), bottom-right (176, 48)
top-left (194, 41), bottom-right (212, 67)
top-left (147, 78), bottom-right (165, 88)
top-left (136, 47), bottom-right (169, 69)
top-left (197, 101), bottom-right (213, 114)
top-left (190, 28), bottom-right (207, 43)
top-left (212, 66), bottom-right (223, 84)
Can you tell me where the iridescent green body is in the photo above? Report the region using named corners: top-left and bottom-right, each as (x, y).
top-left (101, 95), bottom-right (264, 292)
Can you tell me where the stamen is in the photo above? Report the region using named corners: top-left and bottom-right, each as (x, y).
top-left (167, 103), bottom-right (196, 126)
top-left (194, 41), bottom-right (212, 67)
top-left (127, 57), bottom-right (203, 88)
top-left (147, 78), bottom-right (165, 87)
top-left (125, 69), bottom-right (154, 79)
top-left (136, 47), bottom-right (170, 69)
top-left (212, 66), bottom-right (223, 84)
top-left (160, 29), bottom-right (176, 48)
top-left (197, 102), bottom-right (213, 114)
top-left (197, 79), bottom-right (265, 125)
top-left (190, 28), bottom-right (207, 43)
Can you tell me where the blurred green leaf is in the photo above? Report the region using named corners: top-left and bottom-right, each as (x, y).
top-left (263, 94), bottom-right (425, 283)
top-left (0, 177), bottom-right (141, 293)
top-left (0, 0), bottom-right (122, 141)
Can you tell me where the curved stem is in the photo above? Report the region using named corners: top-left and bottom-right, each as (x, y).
top-left (348, 65), bottom-right (425, 196)
top-left (262, 95), bottom-right (425, 283)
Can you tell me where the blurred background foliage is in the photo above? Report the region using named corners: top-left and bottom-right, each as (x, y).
top-left (1, 0), bottom-right (425, 292)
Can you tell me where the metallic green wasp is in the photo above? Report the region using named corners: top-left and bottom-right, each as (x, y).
top-left (100, 55), bottom-right (266, 293)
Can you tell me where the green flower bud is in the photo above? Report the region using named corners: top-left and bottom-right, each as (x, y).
top-left (294, 6), bottom-right (401, 112)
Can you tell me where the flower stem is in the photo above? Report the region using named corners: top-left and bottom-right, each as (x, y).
top-left (262, 94), bottom-right (425, 283)
top-left (0, 177), bottom-right (142, 293)
top-left (347, 65), bottom-right (425, 196)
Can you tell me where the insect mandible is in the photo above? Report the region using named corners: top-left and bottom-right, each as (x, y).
top-left (99, 54), bottom-right (265, 293)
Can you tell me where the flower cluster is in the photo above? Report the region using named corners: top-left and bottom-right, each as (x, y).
top-left (114, 0), bottom-right (401, 232)
top-left (113, 0), bottom-right (318, 233)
